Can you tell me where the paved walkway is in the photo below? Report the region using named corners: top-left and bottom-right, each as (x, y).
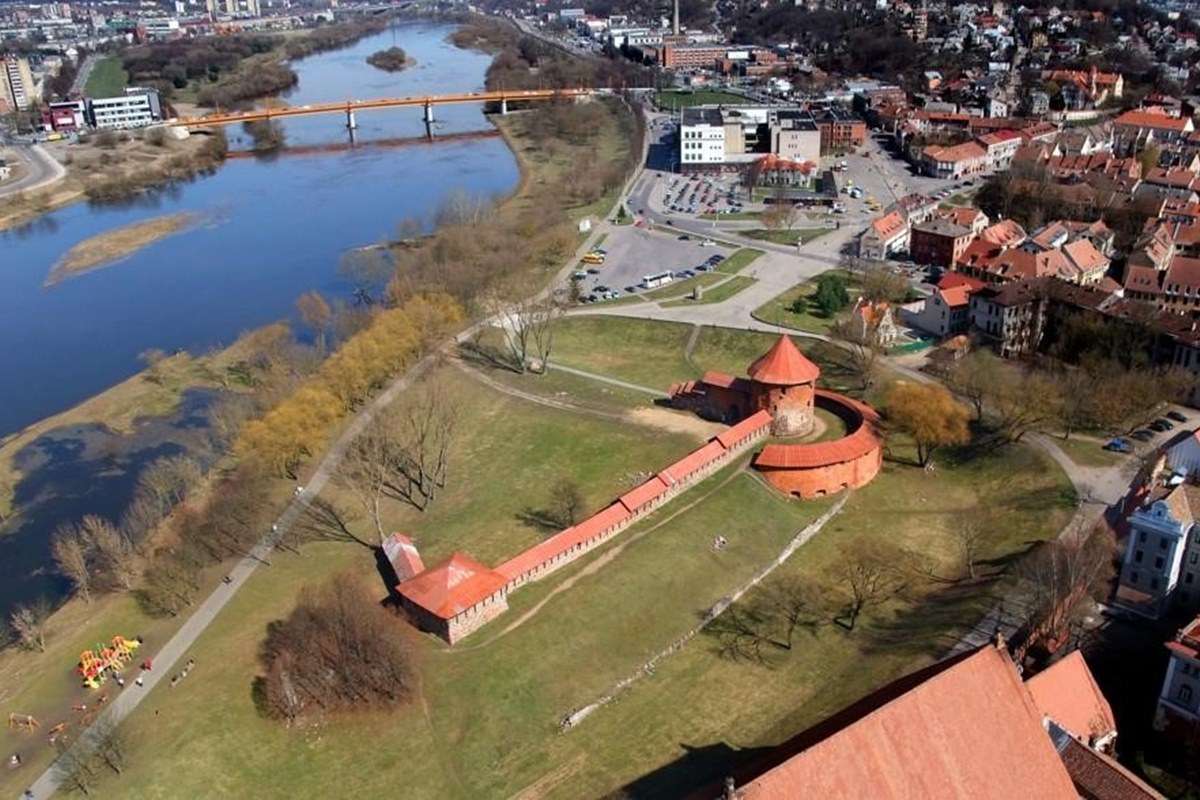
top-left (23, 356), bottom-right (438, 800)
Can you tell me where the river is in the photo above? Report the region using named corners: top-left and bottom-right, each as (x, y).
top-left (0, 21), bottom-right (518, 614)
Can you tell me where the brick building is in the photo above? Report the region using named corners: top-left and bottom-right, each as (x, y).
top-left (910, 218), bottom-right (975, 267)
top-left (813, 108), bottom-right (866, 153)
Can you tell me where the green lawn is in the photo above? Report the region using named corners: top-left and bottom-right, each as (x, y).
top-left (752, 270), bottom-right (862, 334)
top-left (661, 275), bottom-right (756, 307)
top-left (701, 211), bottom-right (762, 221)
top-left (83, 56), bottom-right (128, 98)
top-left (57, 317), bottom-right (1076, 800)
top-left (655, 89), bottom-right (747, 110)
top-left (744, 228), bottom-right (830, 246)
top-left (717, 247), bottom-right (765, 275)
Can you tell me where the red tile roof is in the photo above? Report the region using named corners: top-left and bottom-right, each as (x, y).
top-left (938, 272), bottom-right (986, 292)
top-left (746, 335), bottom-right (820, 385)
top-left (1166, 615), bottom-right (1200, 661)
top-left (397, 553), bottom-right (507, 619)
top-left (1053, 734), bottom-right (1164, 800)
top-left (738, 646), bottom-right (1080, 800)
top-left (660, 440), bottom-right (727, 484)
top-left (754, 391), bottom-right (880, 469)
top-left (494, 502), bottom-right (631, 581)
top-left (716, 409), bottom-right (773, 449)
top-left (382, 532), bottom-right (425, 581)
top-left (979, 219), bottom-right (1027, 247)
top-left (924, 140), bottom-right (988, 164)
top-left (1114, 110), bottom-right (1193, 133)
top-left (1166, 256), bottom-right (1200, 291)
top-left (1026, 651), bottom-right (1116, 743)
top-left (939, 285), bottom-right (971, 308)
top-left (618, 475), bottom-right (671, 513)
top-left (869, 210), bottom-right (907, 241)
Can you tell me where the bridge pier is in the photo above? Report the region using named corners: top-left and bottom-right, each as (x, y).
top-left (423, 101), bottom-right (435, 124)
top-left (500, 98), bottom-right (508, 115)
top-left (346, 109), bottom-right (357, 130)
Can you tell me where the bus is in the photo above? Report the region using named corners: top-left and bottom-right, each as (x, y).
top-left (641, 271), bottom-right (674, 289)
top-left (581, 252), bottom-right (606, 265)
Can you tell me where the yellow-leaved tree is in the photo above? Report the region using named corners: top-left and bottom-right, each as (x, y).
top-left (884, 382), bottom-right (971, 467)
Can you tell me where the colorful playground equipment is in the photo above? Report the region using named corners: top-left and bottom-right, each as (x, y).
top-left (6, 713), bottom-right (39, 732)
top-left (76, 635), bottom-right (141, 689)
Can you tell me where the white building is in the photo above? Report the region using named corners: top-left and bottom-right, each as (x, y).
top-left (1156, 615), bottom-right (1200, 734)
top-left (679, 107), bottom-right (726, 167)
top-left (1115, 483), bottom-right (1200, 618)
top-left (1, 54), bottom-right (34, 113)
top-left (88, 88), bottom-right (162, 130)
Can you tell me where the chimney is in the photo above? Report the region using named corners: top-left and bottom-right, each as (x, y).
top-left (673, 0), bottom-right (680, 36)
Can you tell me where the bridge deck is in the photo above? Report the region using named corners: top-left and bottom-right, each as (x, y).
top-left (168, 88), bottom-right (596, 128)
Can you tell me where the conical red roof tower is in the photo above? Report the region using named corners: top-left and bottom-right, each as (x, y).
top-left (747, 335), bottom-right (820, 386)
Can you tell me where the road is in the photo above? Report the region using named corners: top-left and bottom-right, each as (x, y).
top-left (0, 145), bottom-right (66, 199)
top-left (68, 53), bottom-right (98, 97)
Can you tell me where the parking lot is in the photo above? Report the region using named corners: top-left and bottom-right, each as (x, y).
top-left (569, 224), bottom-right (736, 303)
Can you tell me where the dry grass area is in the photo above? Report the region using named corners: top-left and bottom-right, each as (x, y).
top-left (0, 131), bottom-right (219, 233)
top-left (45, 211), bottom-right (202, 286)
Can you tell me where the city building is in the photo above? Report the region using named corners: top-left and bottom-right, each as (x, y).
top-left (679, 107), bottom-right (727, 167)
top-left (813, 107), bottom-right (866, 153)
top-left (1114, 482), bottom-right (1200, 618)
top-left (859, 210), bottom-right (909, 260)
top-left (1, 54), bottom-right (34, 113)
top-left (921, 141), bottom-right (989, 179)
top-left (88, 88), bottom-right (162, 129)
top-left (44, 99), bottom-right (85, 132)
top-left (910, 218), bottom-right (975, 267)
top-left (1156, 615), bottom-right (1200, 736)
top-left (769, 110), bottom-right (821, 165)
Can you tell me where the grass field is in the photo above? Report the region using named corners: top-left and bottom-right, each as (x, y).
top-left (661, 275), bottom-right (756, 307)
top-left (656, 89), bottom-right (747, 110)
top-left (644, 271), bottom-right (727, 301)
top-left (744, 228), bottom-right (830, 246)
top-left (1055, 434), bottom-right (1126, 469)
top-left (752, 270), bottom-right (862, 334)
top-left (89, 323), bottom-right (1074, 798)
top-left (83, 56), bottom-right (128, 98)
top-left (717, 247), bottom-right (765, 274)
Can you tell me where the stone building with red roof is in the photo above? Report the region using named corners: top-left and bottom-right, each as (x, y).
top-left (1156, 615), bottom-right (1200, 736)
top-left (396, 553), bottom-right (509, 645)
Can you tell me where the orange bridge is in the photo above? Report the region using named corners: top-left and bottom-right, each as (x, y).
top-left (166, 87), bottom-right (598, 129)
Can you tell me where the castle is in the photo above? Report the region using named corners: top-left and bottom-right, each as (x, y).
top-left (392, 335), bottom-right (882, 644)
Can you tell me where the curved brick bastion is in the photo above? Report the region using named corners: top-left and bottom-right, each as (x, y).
top-left (752, 389), bottom-right (884, 499)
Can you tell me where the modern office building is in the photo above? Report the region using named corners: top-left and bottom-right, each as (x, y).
top-left (88, 88), bottom-right (163, 130)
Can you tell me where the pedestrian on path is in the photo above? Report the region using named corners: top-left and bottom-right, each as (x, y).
top-left (135, 676), bottom-right (144, 687)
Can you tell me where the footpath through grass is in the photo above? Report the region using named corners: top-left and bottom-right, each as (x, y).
top-left (83, 56), bottom-right (128, 98)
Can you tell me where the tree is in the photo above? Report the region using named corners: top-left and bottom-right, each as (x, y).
top-left (859, 266), bottom-right (910, 304)
top-left (53, 736), bottom-right (100, 797)
top-left (52, 528), bottom-right (92, 603)
top-left (378, 381), bottom-right (460, 512)
top-left (91, 716), bottom-right (129, 775)
top-left (1015, 521), bottom-right (1115, 650)
top-left (10, 598), bottom-right (50, 651)
top-left (549, 478), bottom-right (585, 527)
top-left (992, 370), bottom-right (1063, 443)
top-left (80, 515), bottom-right (136, 592)
top-left (1138, 142), bottom-right (1161, 175)
top-left (811, 273), bottom-right (850, 317)
top-left (336, 412), bottom-right (399, 544)
top-left (954, 517), bottom-right (988, 581)
top-left (296, 291), bottom-right (332, 353)
top-left (256, 575), bottom-right (415, 723)
top-left (708, 578), bottom-right (825, 665)
top-left (884, 382), bottom-right (971, 467)
top-left (829, 318), bottom-right (883, 391)
top-left (946, 349), bottom-right (1004, 422)
top-left (488, 292), bottom-right (564, 374)
top-left (833, 540), bottom-right (908, 631)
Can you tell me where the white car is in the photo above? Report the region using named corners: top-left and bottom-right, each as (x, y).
top-left (699, 239), bottom-right (716, 247)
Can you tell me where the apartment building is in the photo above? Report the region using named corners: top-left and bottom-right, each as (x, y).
top-left (679, 107), bottom-right (727, 167)
top-left (1, 54), bottom-right (34, 113)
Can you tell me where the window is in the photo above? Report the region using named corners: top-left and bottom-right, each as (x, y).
top-left (1161, 538), bottom-right (1170, 551)
top-left (1192, 553), bottom-right (1198, 565)
top-left (1152, 577), bottom-right (1160, 590)
top-left (1141, 530), bottom-right (1148, 543)
top-left (1131, 571), bottom-right (1140, 584)
top-left (1156, 556), bottom-right (1166, 569)
top-left (1179, 684), bottom-right (1193, 705)
top-left (1189, 573), bottom-right (1195, 585)
top-left (1136, 550), bottom-right (1144, 563)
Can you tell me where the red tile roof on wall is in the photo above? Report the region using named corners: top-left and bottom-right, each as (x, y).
top-left (715, 409), bottom-right (773, 449)
top-left (618, 475), bottom-right (672, 513)
top-left (737, 646), bottom-right (1080, 800)
top-left (746, 335), bottom-right (820, 385)
top-left (1026, 651), bottom-right (1117, 742)
top-left (397, 553), bottom-right (507, 619)
top-left (494, 502), bottom-right (631, 581)
top-left (382, 532), bottom-right (425, 581)
top-left (660, 440), bottom-right (727, 484)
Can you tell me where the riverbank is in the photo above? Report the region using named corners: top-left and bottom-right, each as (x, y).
top-left (45, 211), bottom-right (204, 286)
top-left (0, 130), bottom-right (226, 234)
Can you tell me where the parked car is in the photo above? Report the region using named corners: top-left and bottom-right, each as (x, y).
top-left (571, 271), bottom-right (588, 280)
top-left (709, 254), bottom-right (726, 263)
top-left (1149, 420), bottom-right (1169, 432)
top-left (586, 268), bottom-right (600, 275)
top-left (678, 234), bottom-right (691, 240)
top-left (1132, 429), bottom-right (1155, 441)
top-left (596, 285), bottom-right (611, 293)
top-left (695, 264), bottom-right (711, 272)
top-left (1169, 411), bottom-right (1188, 423)
top-left (683, 270), bottom-right (696, 278)
top-left (699, 239), bottom-right (716, 247)
top-left (1104, 438), bottom-right (1133, 453)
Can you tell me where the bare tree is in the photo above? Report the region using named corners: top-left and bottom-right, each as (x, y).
top-left (955, 517), bottom-right (988, 581)
top-left (828, 318), bottom-right (884, 391)
top-left (488, 293), bottom-right (564, 374)
top-left (52, 528), bottom-right (92, 603)
top-left (336, 413), bottom-right (399, 544)
top-left (382, 383), bottom-right (459, 511)
top-left (10, 598), bottom-right (51, 651)
top-left (79, 516), bottom-right (136, 592)
top-left (833, 541), bottom-right (908, 631)
top-left (290, 496), bottom-right (374, 550)
top-left (1015, 521), bottom-right (1115, 648)
top-left (53, 736), bottom-right (100, 797)
top-left (91, 716), bottom-right (129, 775)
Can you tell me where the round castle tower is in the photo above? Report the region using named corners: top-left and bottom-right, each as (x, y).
top-left (746, 335), bottom-right (820, 437)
